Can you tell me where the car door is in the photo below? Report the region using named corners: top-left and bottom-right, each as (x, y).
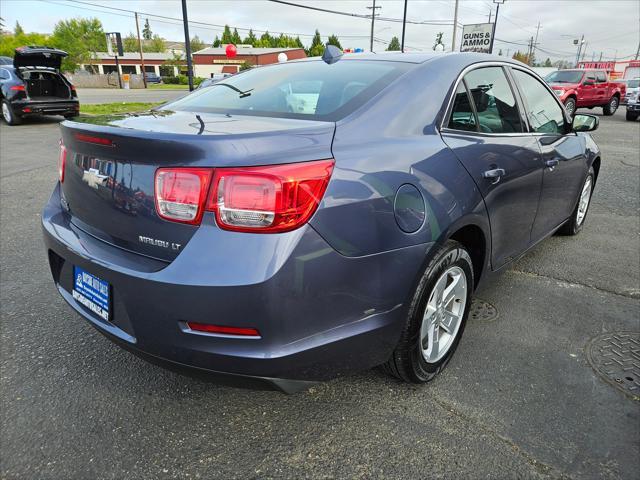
top-left (441, 65), bottom-right (543, 269)
top-left (510, 67), bottom-right (587, 240)
top-left (578, 71), bottom-right (597, 106)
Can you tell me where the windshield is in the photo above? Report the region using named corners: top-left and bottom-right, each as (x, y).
top-left (546, 71), bottom-right (584, 84)
top-left (162, 60), bottom-right (411, 121)
top-left (627, 79), bottom-right (640, 88)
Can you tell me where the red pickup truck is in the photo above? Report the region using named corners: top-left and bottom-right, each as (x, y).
top-left (545, 69), bottom-right (626, 116)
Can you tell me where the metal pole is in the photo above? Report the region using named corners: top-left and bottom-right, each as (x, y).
top-left (181, 0), bottom-right (194, 91)
top-left (401, 0), bottom-right (408, 53)
top-left (367, 0), bottom-right (380, 53)
top-left (532, 21), bottom-right (541, 62)
top-left (635, 41), bottom-right (639, 60)
top-left (575, 35), bottom-right (583, 67)
top-left (114, 55), bottom-right (122, 88)
top-left (451, 0), bottom-right (459, 51)
top-left (489, 2), bottom-right (500, 54)
top-left (135, 12), bottom-right (147, 88)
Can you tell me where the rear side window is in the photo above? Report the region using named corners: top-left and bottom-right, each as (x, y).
top-left (512, 69), bottom-right (565, 134)
top-left (462, 67), bottom-right (522, 133)
top-left (164, 60), bottom-right (411, 121)
top-left (596, 72), bottom-right (607, 83)
top-left (0, 69), bottom-right (9, 79)
top-left (447, 83), bottom-right (477, 131)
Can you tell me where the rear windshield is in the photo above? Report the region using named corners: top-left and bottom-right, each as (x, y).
top-left (545, 70), bottom-right (584, 83)
top-left (162, 60), bottom-right (411, 121)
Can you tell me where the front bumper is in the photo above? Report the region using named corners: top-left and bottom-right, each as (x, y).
top-left (627, 103), bottom-right (640, 112)
top-left (12, 98), bottom-right (79, 117)
top-left (42, 184), bottom-right (429, 391)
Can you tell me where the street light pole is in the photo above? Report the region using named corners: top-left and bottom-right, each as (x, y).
top-left (574, 34), bottom-right (584, 67)
top-left (181, 0), bottom-right (194, 91)
top-left (401, 0), bottom-right (408, 53)
top-left (451, 0), bottom-right (459, 51)
top-left (367, 0), bottom-right (381, 53)
top-left (489, 0), bottom-right (505, 54)
top-left (135, 12), bottom-right (147, 88)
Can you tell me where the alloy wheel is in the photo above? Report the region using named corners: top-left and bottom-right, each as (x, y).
top-left (420, 266), bottom-right (467, 363)
top-left (2, 103), bottom-right (11, 123)
top-left (610, 97), bottom-right (618, 112)
top-left (576, 175), bottom-right (593, 226)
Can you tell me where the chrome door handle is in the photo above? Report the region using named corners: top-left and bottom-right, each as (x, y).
top-left (483, 168), bottom-right (506, 184)
top-left (545, 159), bottom-right (559, 171)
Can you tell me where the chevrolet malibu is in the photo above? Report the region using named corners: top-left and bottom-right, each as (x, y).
top-left (42, 53), bottom-right (600, 393)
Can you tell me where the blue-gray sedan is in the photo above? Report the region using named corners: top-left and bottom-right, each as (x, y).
top-left (42, 53), bottom-right (601, 392)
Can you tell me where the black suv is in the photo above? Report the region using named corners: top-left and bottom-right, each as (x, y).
top-left (1, 46), bottom-right (79, 125)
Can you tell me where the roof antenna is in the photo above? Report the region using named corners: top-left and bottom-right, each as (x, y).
top-left (322, 45), bottom-right (343, 65)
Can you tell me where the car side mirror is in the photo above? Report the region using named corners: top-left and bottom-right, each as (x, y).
top-left (572, 113), bottom-right (599, 132)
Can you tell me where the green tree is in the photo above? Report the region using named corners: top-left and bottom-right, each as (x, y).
top-left (142, 18), bottom-right (152, 40)
top-left (512, 50), bottom-right (531, 65)
top-left (162, 52), bottom-right (183, 77)
top-left (239, 60), bottom-right (253, 71)
top-left (0, 32), bottom-right (48, 57)
top-left (326, 34), bottom-right (342, 50)
top-left (221, 25), bottom-right (233, 44)
top-left (231, 28), bottom-right (242, 45)
top-left (190, 35), bottom-right (204, 52)
top-left (14, 21), bottom-right (24, 36)
top-left (258, 31), bottom-right (273, 48)
top-left (123, 32), bottom-right (138, 52)
top-left (543, 57), bottom-right (552, 67)
top-left (212, 35), bottom-right (221, 48)
top-left (243, 29), bottom-right (257, 46)
top-left (294, 36), bottom-right (304, 49)
top-left (387, 36), bottom-right (401, 51)
top-left (146, 34), bottom-right (165, 53)
top-left (0, 17), bottom-right (5, 35)
top-left (50, 18), bottom-right (105, 72)
top-left (308, 29), bottom-right (324, 56)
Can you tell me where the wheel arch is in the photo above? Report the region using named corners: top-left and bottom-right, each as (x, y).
top-left (448, 223), bottom-right (488, 290)
top-left (591, 156), bottom-right (601, 182)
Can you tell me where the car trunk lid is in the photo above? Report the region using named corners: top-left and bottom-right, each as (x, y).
top-left (59, 110), bottom-right (335, 261)
top-left (14, 46), bottom-right (67, 70)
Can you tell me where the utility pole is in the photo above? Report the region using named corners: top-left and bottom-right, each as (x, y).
top-left (635, 41), bottom-right (639, 60)
top-left (506, 48), bottom-right (510, 58)
top-left (527, 36), bottom-right (533, 65)
top-left (598, 51), bottom-right (603, 62)
top-left (581, 42), bottom-right (588, 62)
top-left (367, 0), bottom-right (381, 53)
top-left (135, 12), bottom-right (147, 88)
top-left (181, 0), bottom-right (194, 91)
top-left (574, 34), bottom-right (584, 67)
top-left (489, 0), bottom-right (505, 54)
top-left (532, 21), bottom-right (541, 62)
top-left (451, 0), bottom-right (459, 51)
top-left (401, 0), bottom-right (408, 53)
top-left (488, 9), bottom-right (492, 23)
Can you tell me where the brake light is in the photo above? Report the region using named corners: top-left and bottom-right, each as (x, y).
top-left (58, 141), bottom-right (67, 183)
top-left (155, 168), bottom-right (212, 225)
top-left (10, 85), bottom-right (25, 91)
top-left (207, 159), bottom-right (334, 233)
top-left (185, 322), bottom-right (260, 337)
top-left (74, 133), bottom-right (114, 146)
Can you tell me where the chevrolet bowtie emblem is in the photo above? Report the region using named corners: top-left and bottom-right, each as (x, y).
top-left (82, 168), bottom-right (108, 189)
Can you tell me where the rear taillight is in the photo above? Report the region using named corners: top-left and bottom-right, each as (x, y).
top-left (10, 85), bottom-right (25, 91)
top-left (208, 159), bottom-right (334, 233)
top-left (58, 141), bottom-right (67, 183)
top-left (154, 159), bottom-right (334, 232)
top-left (155, 168), bottom-right (212, 225)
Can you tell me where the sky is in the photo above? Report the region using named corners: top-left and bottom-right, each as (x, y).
top-left (1, 0), bottom-right (639, 62)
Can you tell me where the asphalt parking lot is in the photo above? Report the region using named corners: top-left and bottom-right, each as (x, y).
top-left (1, 110), bottom-right (638, 479)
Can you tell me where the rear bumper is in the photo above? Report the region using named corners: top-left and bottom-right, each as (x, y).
top-left (11, 98), bottom-right (79, 116)
top-left (42, 183), bottom-right (429, 390)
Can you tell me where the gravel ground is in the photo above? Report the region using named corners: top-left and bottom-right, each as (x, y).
top-left (1, 109), bottom-right (638, 479)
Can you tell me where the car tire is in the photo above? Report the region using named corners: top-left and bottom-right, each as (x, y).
top-left (602, 95), bottom-right (619, 116)
top-left (626, 111), bottom-right (638, 121)
top-left (2, 100), bottom-right (22, 125)
top-left (383, 240), bottom-right (473, 383)
top-left (63, 114), bottom-right (76, 119)
top-left (564, 98), bottom-right (577, 117)
top-left (558, 167), bottom-right (595, 236)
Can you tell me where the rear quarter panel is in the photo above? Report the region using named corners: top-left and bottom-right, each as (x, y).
top-left (310, 56), bottom-right (491, 262)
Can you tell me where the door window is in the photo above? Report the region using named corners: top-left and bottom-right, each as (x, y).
top-left (447, 83), bottom-right (477, 132)
top-left (462, 67), bottom-right (522, 133)
top-left (512, 69), bottom-right (566, 134)
top-left (596, 71), bottom-right (607, 83)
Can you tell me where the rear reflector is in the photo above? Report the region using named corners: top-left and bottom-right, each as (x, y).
top-left (10, 85), bottom-right (25, 91)
top-left (186, 322), bottom-right (260, 337)
top-left (58, 141), bottom-right (67, 183)
top-left (208, 159), bottom-right (334, 233)
top-left (155, 168), bottom-right (212, 225)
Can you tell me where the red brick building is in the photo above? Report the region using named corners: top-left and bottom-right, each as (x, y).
top-left (192, 47), bottom-right (307, 77)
